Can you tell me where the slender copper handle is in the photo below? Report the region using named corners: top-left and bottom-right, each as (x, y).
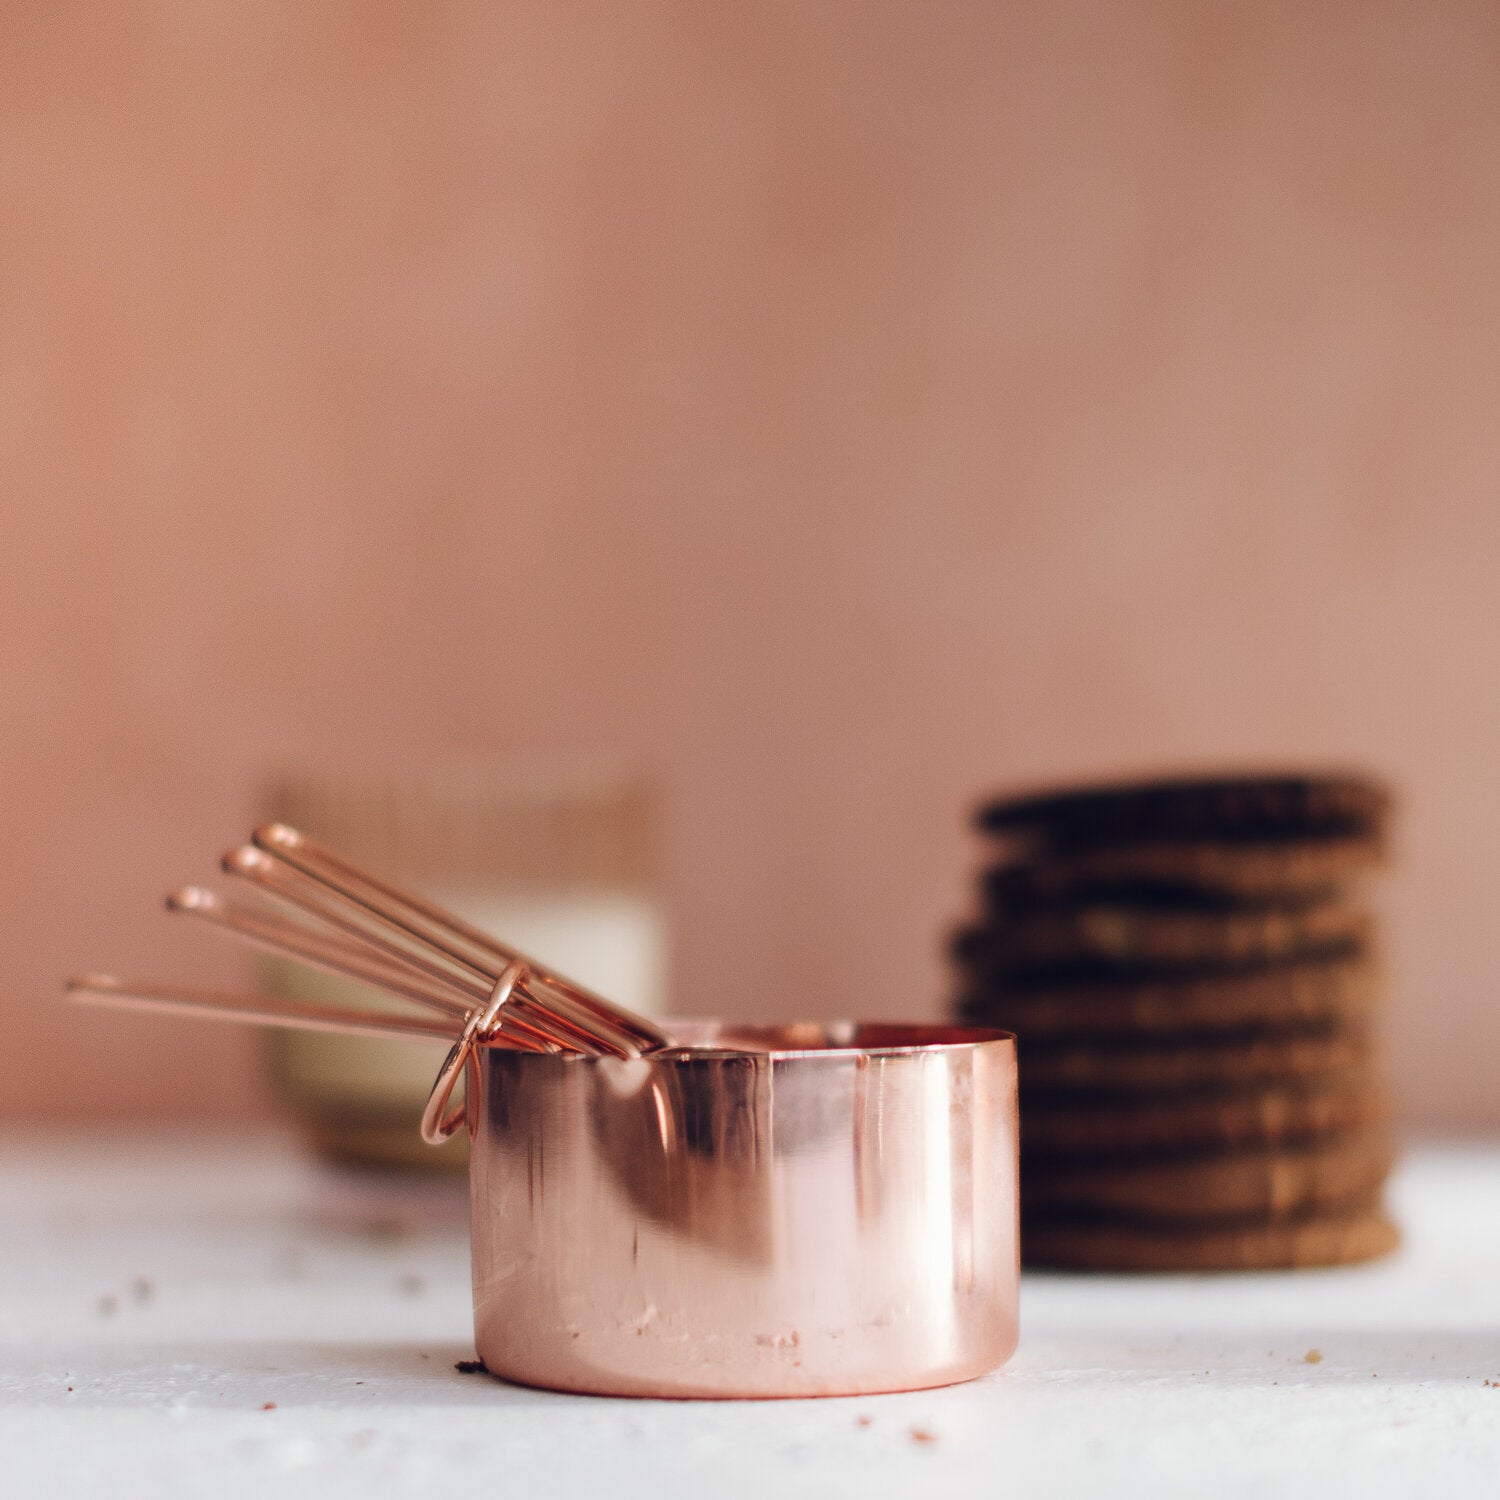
top-left (70, 821), bottom-right (678, 1148)
top-left (167, 886), bottom-right (470, 1017)
top-left (221, 849), bottom-right (493, 1004)
top-left (253, 823), bottom-right (672, 1057)
top-left (217, 850), bottom-right (615, 1055)
top-left (66, 975), bottom-right (459, 1043)
top-left (254, 823), bottom-right (564, 976)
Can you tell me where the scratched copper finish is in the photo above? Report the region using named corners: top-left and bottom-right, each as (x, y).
top-left (468, 1021), bottom-right (1018, 1399)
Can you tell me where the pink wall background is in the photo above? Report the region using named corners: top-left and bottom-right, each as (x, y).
top-left (3, 2), bottom-right (1499, 1126)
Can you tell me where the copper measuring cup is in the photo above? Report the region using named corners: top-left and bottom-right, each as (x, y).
top-left (69, 827), bottom-right (1020, 1398)
top-left (469, 1021), bottom-right (1018, 1397)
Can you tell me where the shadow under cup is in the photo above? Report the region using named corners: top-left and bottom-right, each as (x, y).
top-left (467, 1022), bottom-right (1019, 1398)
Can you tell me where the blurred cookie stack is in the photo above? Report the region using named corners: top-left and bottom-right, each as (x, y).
top-left (952, 773), bottom-right (1399, 1271)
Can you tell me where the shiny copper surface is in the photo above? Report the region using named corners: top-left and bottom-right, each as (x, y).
top-left (469, 1021), bottom-right (1019, 1399)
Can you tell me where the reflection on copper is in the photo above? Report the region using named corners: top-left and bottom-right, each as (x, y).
top-left (469, 1022), bottom-right (1019, 1399)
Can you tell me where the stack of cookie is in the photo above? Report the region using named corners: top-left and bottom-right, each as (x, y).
top-left (952, 772), bottom-right (1399, 1271)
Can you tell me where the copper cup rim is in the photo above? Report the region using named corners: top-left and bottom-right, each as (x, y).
top-left (475, 1019), bottom-right (1016, 1062)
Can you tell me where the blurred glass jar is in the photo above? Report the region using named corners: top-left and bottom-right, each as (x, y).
top-left (259, 765), bottom-right (666, 1172)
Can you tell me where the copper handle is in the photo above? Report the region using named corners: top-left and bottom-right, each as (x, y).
top-left (167, 886), bottom-right (469, 1017)
top-left (253, 823), bottom-right (671, 1056)
top-left (65, 974), bottom-right (458, 1043)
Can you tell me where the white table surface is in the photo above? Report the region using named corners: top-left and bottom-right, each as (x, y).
top-left (1, 1130), bottom-right (1497, 1499)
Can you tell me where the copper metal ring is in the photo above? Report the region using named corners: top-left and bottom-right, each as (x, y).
top-left (420, 958), bottom-right (529, 1145)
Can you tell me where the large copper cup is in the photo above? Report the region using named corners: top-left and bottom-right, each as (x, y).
top-left (468, 1022), bottom-right (1018, 1398)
